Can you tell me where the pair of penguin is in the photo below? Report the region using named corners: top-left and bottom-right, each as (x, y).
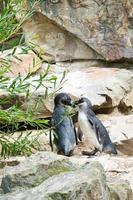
top-left (50, 93), bottom-right (117, 156)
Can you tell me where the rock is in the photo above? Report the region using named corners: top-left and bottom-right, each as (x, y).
top-left (26, 0), bottom-right (133, 61)
top-left (119, 89), bottom-right (133, 114)
top-left (0, 47), bottom-right (41, 77)
top-left (40, 62), bottom-right (133, 112)
top-left (0, 161), bottom-right (111, 199)
top-left (1, 48), bottom-right (133, 118)
top-left (0, 90), bottom-right (52, 119)
top-left (109, 181), bottom-right (133, 200)
top-left (22, 12), bottom-right (102, 62)
top-left (1, 61), bottom-right (132, 118)
top-left (0, 130), bottom-right (51, 156)
top-left (0, 62), bottom-right (64, 118)
top-left (103, 115), bottom-right (133, 156)
top-left (70, 154), bottom-right (133, 191)
top-left (0, 152), bottom-right (74, 194)
top-left (0, 153), bottom-right (132, 200)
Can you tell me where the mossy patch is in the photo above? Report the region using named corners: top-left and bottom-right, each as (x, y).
top-left (50, 192), bottom-right (68, 200)
top-left (48, 161), bottom-right (73, 176)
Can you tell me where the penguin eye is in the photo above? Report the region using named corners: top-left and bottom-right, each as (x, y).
top-left (61, 98), bottom-right (71, 105)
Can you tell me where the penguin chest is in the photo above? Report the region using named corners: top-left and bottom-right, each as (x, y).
top-left (78, 112), bottom-right (101, 149)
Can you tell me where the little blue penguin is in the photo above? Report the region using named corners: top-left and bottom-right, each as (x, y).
top-left (75, 97), bottom-right (117, 155)
top-left (50, 93), bottom-right (77, 156)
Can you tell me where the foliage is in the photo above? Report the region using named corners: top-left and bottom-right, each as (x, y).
top-left (0, 57), bottom-right (65, 158)
top-left (0, 0), bottom-right (66, 158)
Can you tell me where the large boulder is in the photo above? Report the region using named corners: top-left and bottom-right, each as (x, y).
top-left (40, 62), bottom-right (133, 112)
top-left (0, 152), bottom-right (132, 200)
top-left (22, 12), bottom-right (102, 62)
top-left (24, 0), bottom-right (133, 61)
top-left (70, 154), bottom-right (133, 192)
top-left (0, 152), bottom-right (74, 194)
top-left (0, 162), bottom-right (110, 199)
top-left (0, 61), bottom-right (133, 118)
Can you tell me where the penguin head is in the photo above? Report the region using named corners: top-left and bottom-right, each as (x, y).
top-left (54, 93), bottom-right (72, 106)
top-left (74, 97), bottom-right (92, 109)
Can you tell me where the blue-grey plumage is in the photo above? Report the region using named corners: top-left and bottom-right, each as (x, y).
top-left (51, 93), bottom-right (76, 156)
top-left (75, 97), bottom-right (117, 155)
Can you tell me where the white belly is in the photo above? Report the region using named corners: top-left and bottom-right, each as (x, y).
top-left (78, 111), bottom-right (101, 150)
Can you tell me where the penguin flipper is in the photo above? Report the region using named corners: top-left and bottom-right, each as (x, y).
top-left (95, 124), bottom-right (102, 145)
top-left (49, 127), bottom-right (53, 151)
top-left (69, 118), bottom-right (78, 145)
top-left (74, 126), bottom-right (78, 145)
top-left (87, 116), bottom-right (102, 145)
top-left (49, 118), bottom-right (54, 151)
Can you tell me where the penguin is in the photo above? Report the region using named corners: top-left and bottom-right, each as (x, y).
top-left (50, 93), bottom-right (77, 156)
top-left (75, 97), bottom-right (117, 155)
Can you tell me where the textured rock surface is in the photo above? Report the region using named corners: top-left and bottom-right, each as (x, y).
top-left (1, 61), bottom-right (133, 117)
top-left (103, 115), bottom-right (133, 156)
top-left (0, 152), bottom-right (132, 200)
top-left (25, 0), bottom-right (133, 61)
top-left (0, 152), bottom-right (74, 194)
top-left (23, 12), bottom-right (102, 62)
top-left (109, 182), bottom-right (133, 200)
top-left (70, 154), bottom-right (133, 191)
top-left (0, 162), bottom-right (109, 199)
top-left (40, 62), bottom-right (133, 112)
top-left (119, 88), bottom-right (133, 114)
top-left (0, 47), bottom-right (41, 77)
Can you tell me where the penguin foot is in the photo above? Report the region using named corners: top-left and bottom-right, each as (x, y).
top-left (82, 148), bottom-right (98, 156)
top-left (57, 150), bottom-right (74, 157)
top-left (103, 144), bottom-right (117, 155)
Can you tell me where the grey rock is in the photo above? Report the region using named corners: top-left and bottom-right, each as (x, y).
top-left (0, 152), bottom-right (132, 200)
top-left (23, 12), bottom-right (102, 62)
top-left (1, 54), bottom-right (133, 118)
top-left (103, 115), bottom-right (133, 156)
top-left (70, 154), bottom-right (133, 191)
top-left (119, 89), bottom-right (133, 114)
top-left (109, 181), bottom-right (133, 200)
top-left (0, 162), bottom-right (111, 200)
top-left (25, 0), bottom-right (133, 61)
top-left (0, 152), bottom-right (74, 194)
top-left (40, 62), bottom-right (133, 112)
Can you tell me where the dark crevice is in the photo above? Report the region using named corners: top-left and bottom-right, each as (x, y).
top-left (0, 160), bottom-right (20, 169)
top-left (94, 107), bottom-right (115, 115)
top-left (118, 100), bottom-right (133, 115)
top-left (0, 117), bottom-right (51, 133)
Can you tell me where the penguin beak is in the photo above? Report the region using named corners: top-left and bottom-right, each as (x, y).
top-left (67, 101), bottom-right (73, 106)
top-left (72, 99), bottom-right (83, 107)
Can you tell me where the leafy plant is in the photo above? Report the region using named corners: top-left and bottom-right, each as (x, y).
top-left (0, 131), bottom-right (43, 158)
top-left (0, 0), bottom-right (66, 158)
